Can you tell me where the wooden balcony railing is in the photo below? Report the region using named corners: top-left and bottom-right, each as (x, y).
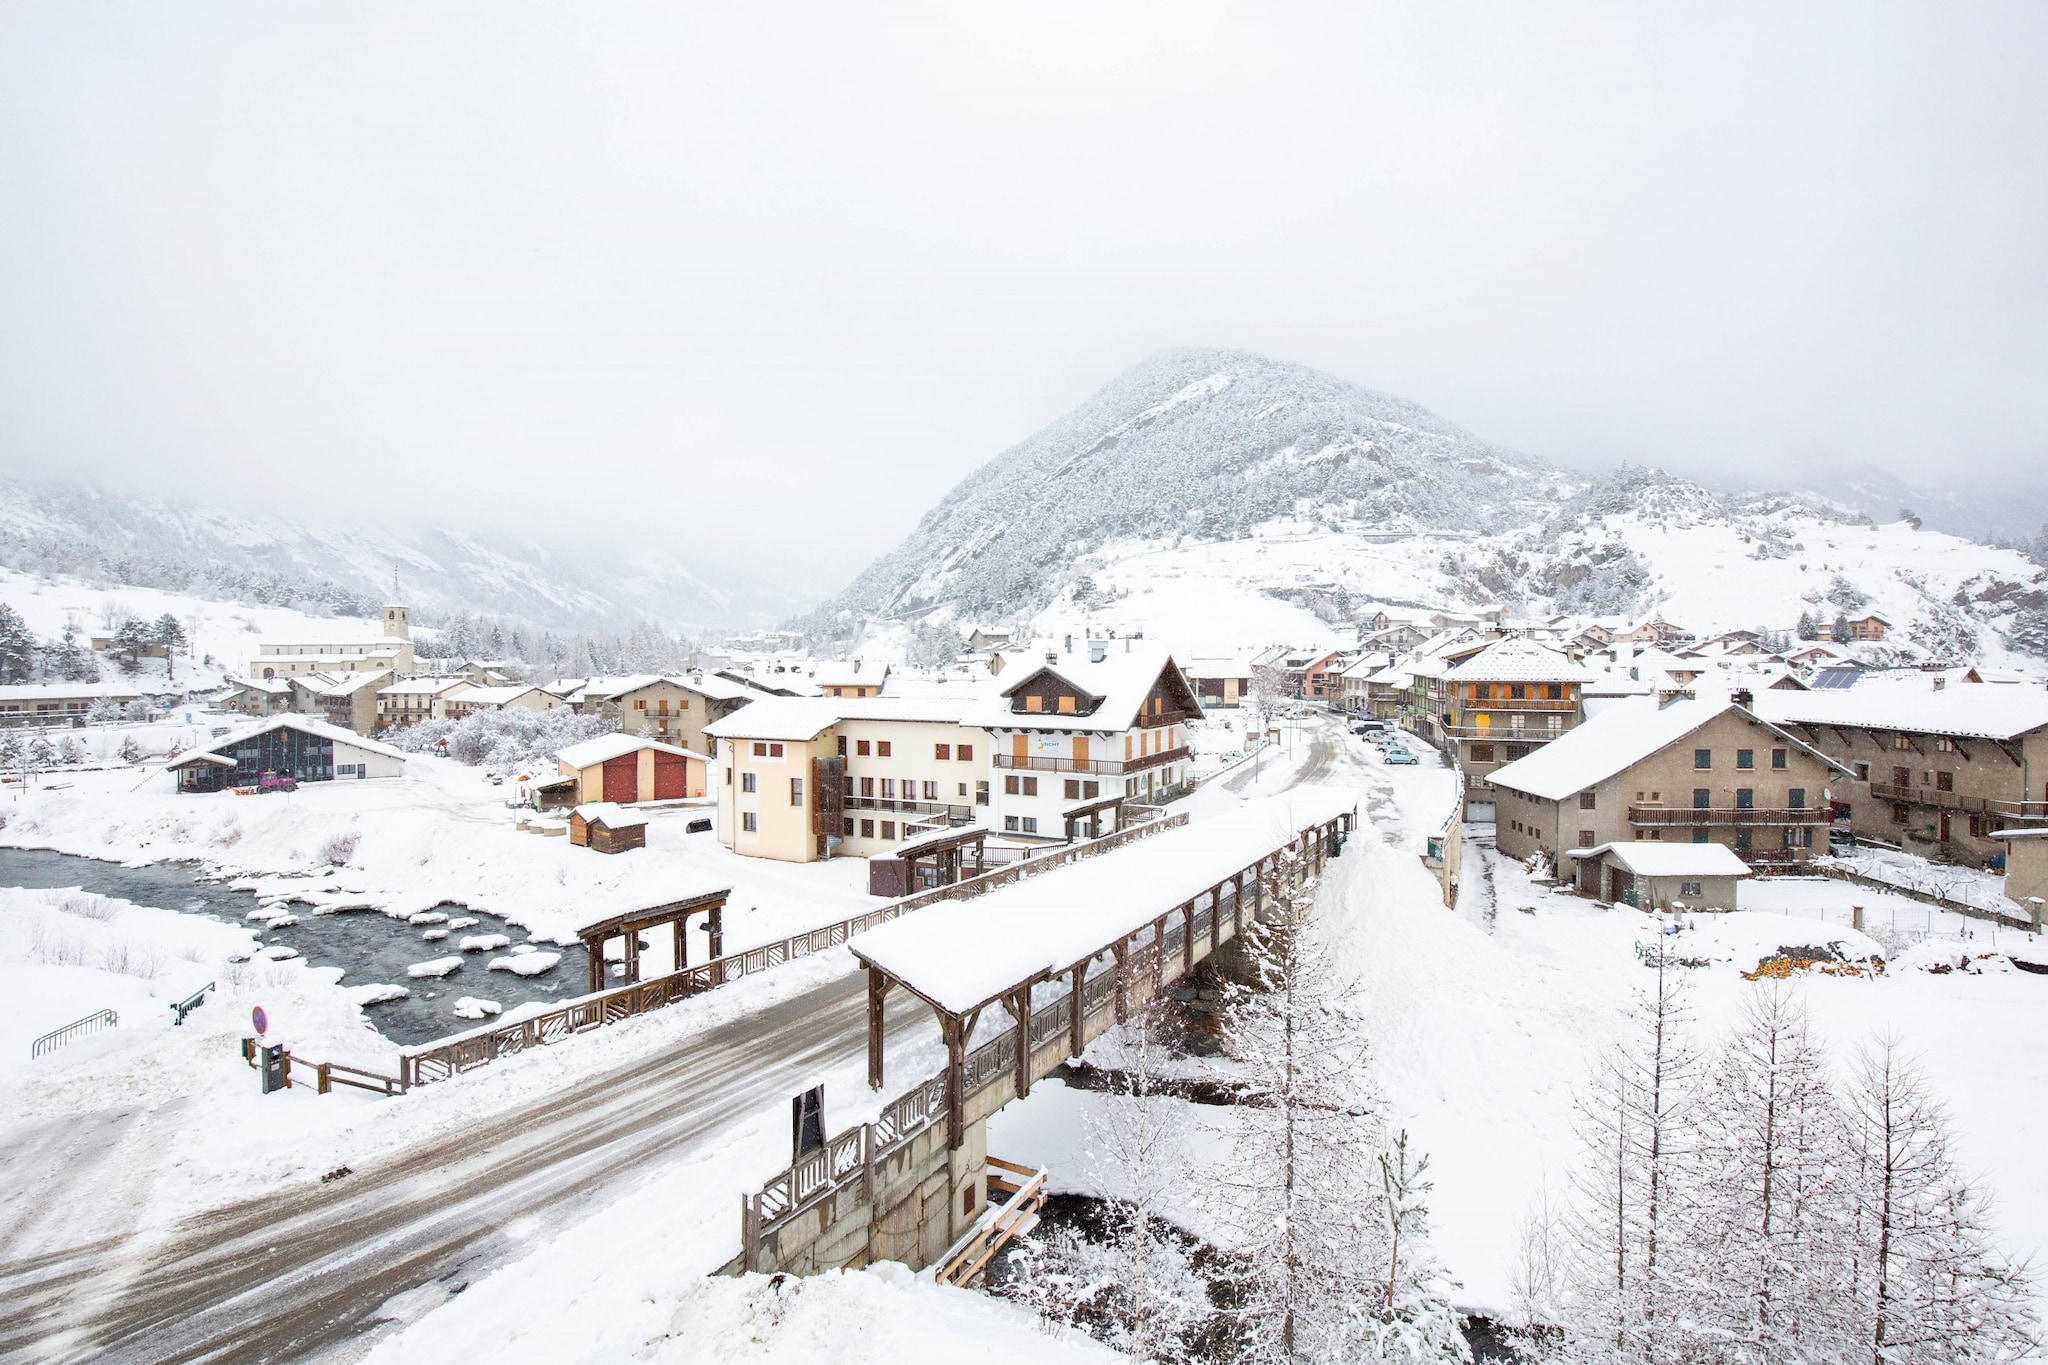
top-left (1453, 696), bottom-right (1580, 713)
top-left (1863, 781), bottom-right (2048, 820)
top-left (1442, 722), bottom-right (1574, 742)
top-left (1135, 709), bottom-right (1188, 728)
top-left (1629, 805), bottom-right (1832, 827)
top-left (993, 746), bottom-right (1191, 777)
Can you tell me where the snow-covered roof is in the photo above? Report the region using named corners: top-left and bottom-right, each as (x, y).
top-left (1565, 843), bottom-right (1754, 878)
top-left (670, 672), bottom-right (767, 703)
top-left (572, 802), bottom-right (649, 830)
top-left (295, 670), bottom-right (392, 697)
top-left (1488, 695), bottom-right (1845, 802)
top-left (449, 684), bottom-right (558, 706)
top-left (554, 733), bottom-right (708, 769)
top-left (850, 790), bottom-right (1358, 1014)
top-left (982, 647), bottom-right (1199, 732)
top-left (1443, 638), bottom-right (1600, 684)
top-left (703, 698), bottom-right (842, 742)
top-left (180, 714), bottom-right (408, 763)
top-left (1751, 687), bottom-right (2048, 742)
top-left (377, 677), bottom-right (471, 696)
top-left (0, 680), bottom-right (145, 702)
top-left (1989, 828), bottom-right (2048, 842)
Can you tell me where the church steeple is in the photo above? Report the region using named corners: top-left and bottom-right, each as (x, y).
top-left (384, 568), bottom-right (410, 640)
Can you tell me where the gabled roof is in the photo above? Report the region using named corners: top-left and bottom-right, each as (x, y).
top-left (555, 733), bottom-right (709, 769)
top-left (172, 714), bottom-right (407, 764)
top-left (378, 677), bottom-right (472, 697)
top-left (449, 684), bottom-right (559, 706)
top-left (983, 648), bottom-right (1202, 732)
top-left (1751, 687), bottom-right (2048, 743)
top-left (1566, 842), bottom-right (1754, 878)
top-left (1488, 695), bottom-right (1846, 802)
top-left (703, 697), bottom-right (842, 742)
top-left (0, 680), bottom-right (146, 702)
top-left (1443, 638), bottom-right (1600, 684)
top-left (572, 802), bottom-right (649, 830)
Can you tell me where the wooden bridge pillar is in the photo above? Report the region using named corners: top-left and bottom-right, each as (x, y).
top-left (1181, 901), bottom-right (1196, 975)
top-left (1002, 984), bottom-right (1034, 1099)
top-left (1068, 963), bottom-right (1086, 1057)
top-left (867, 968), bottom-right (893, 1089)
top-left (1112, 939), bottom-right (1130, 1023)
top-left (623, 929), bottom-right (640, 985)
top-left (707, 905), bottom-right (724, 960)
top-left (674, 918), bottom-right (687, 971)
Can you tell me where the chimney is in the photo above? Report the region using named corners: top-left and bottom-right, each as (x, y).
top-left (1064, 634), bottom-right (1073, 653)
top-left (1089, 639), bottom-right (1107, 663)
top-left (1047, 651), bottom-right (1059, 667)
top-left (1731, 687), bottom-right (1754, 710)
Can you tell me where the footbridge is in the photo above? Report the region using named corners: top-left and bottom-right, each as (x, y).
top-left (732, 789), bottom-right (1358, 1278)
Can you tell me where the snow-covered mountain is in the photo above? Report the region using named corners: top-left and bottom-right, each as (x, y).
top-left (806, 348), bottom-right (2048, 662)
top-left (0, 476), bottom-right (810, 634)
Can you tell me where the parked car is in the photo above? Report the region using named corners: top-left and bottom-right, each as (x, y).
top-left (1383, 749), bottom-right (1420, 766)
top-left (1828, 826), bottom-right (1858, 850)
top-left (257, 770), bottom-right (298, 794)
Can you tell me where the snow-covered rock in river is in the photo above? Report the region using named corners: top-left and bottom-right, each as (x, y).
top-left (458, 934), bottom-right (511, 953)
top-left (445, 917), bottom-right (479, 930)
top-left (487, 952), bottom-right (561, 977)
top-left (258, 944), bottom-right (300, 961)
top-left (421, 928), bottom-right (449, 941)
top-left (346, 983), bottom-right (410, 1006)
top-left (407, 956), bottom-right (464, 979)
top-left (407, 911), bottom-right (449, 926)
top-left (450, 996), bottom-right (502, 1020)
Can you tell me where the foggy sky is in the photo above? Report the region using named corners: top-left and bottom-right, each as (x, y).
top-left (1, 3), bottom-right (2043, 589)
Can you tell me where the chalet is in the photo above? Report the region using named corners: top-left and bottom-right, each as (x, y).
top-left (1845, 613), bottom-right (1892, 642)
top-left (1752, 686), bottom-right (2048, 865)
top-left (1488, 693), bottom-right (1846, 876)
top-left (980, 643), bottom-right (1203, 835)
top-left (217, 677), bottom-right (294, 719)
top-left (809, 660), bottom-right (890, 699)
top-left (0, 680), bottom-right (147, 729)
top-left (964, 626), bottom-right (1014, 653)
top-left (1437, 639), bottom-right (1599, 821)
top-left (290, 670), bottom-right (390, 736)
top-left (375, 676), bottom-right (473, 731)
top-left (252, 599), bottom-right (415, 679)
top-left (567, 673), bottom-right (757, 754)
top-left (568, 803), bottom-right (648, 855)
top-left (453, 659), bottom-right (520, 686)
top-left (1185, 655), bottom-right (1256, 708)
top-left (1337, 653), bottom-right (1392, 714)
top-left (554, 733), bottom-right (711, 806)
top-left (165, 715), bottom-right (405, 792)
top-left (1297, 651), bottom-right (1349, 703)
top-left (440, 684), bottom-right (564, 719)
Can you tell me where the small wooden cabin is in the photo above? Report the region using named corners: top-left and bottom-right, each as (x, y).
top-left (569, 803), bottom-right (649, 855)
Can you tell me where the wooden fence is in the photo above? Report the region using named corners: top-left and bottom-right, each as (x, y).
top-left (397, 813), bottom-right (1191, 1088)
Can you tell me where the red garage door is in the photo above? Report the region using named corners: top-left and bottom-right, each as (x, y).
top-left (653, 752), bottom-right (687, 800)
top-left (603, 755), bottom-right (638, 803)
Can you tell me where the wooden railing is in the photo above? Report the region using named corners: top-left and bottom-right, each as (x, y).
top-left (1864, 782), bottom-right (2048, 820)
top-left (1630, 805), bottom-right (1831, 827)
top-left (992, 746), bottom-right (1191, 776)
top-left (32, 1009), bottom-right (117, 1059)
top-left (935, 1157), bottom-right (1048, 1287)
top-left (397, 815), bottom-right (1189, 1088)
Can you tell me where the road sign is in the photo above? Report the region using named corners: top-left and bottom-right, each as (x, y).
top-left (252, 1005), bottom-right (268, 1037)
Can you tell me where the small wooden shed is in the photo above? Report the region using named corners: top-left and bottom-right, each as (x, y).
top-left (569, 802), bottom-right (649, 855)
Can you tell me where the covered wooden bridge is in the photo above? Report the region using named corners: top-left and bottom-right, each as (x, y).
top-left (736, 789), bottom-right (1359, 1277)
top-left (575, 889), bottom-right (728, 994)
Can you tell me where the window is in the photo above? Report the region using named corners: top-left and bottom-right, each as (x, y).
top-left (1509, 684), bottom-right (1526, 699)
top-left (1547, 684), bottom-right (1563, 699)
top-left (1680, 880), bottom-right (1702, 896)
top-left (1470, 744), bottom-right (1495, 763)
top-left (934, 744), bottom-right (950, 761)
top-left (1736, 788), bottom-right (1754, 809)
top-left (1968, 814), bottom-right (1984, 838)
top-left (1065, 779), bottom-right (1081, 799)
top-left (1693, 829), bottom-right (1709, 843)
top-left (1021, 776), bottom-right (1038, 796)
top-left (725, 767), bottom-right (732, 786)
top-left (1735, 829), bottom-right (1752, 852)
top-left (1024, 695), bottom-right (1043, 712)
top-left (1004, 775), bottom-right (1020, 795)
top-left (1736, 749), bottom-right (1754, 770)
top-left (1936, 736), bottom-right (1959, 753)
top-left (1787, 788), bottom-right (1805, 809)
top-left (1936, 771), bottom-right (1953, 793)
top-left (1693, 788), bottom-right (1710, 809)
top-left (741, 812), bottom-right (757, 833)
top-left (877, 740), bottom-right (892, 758)
top-left (1057, 694), bottom-right (1076, 714)
top-left (861, 819), bottom-right (875, 838)
top-left (1506, 744), bottom-right (1530, 761)
top-left (880, 778), bottom-right (895, 799)
top-left (976, 781), bottom-right (989, 806)
top-left (1083, 780), bottom-right (1100, 799)
top-left (753, 742), bottom-right (766, 757)
top-left (1771, 748), bottom-right (1788, 770)
top-left (857, 739), bottom-right (870, 756)
top-left (860, 776), bottom-right (874, 797)
top-left (957, 744), bottom-right (973, 762)
top-left (741, 772), bottom-right (757, 793)
top-left (1579, 791), bottom-right (1596, 810)
top-left (923, 781), bottom-right (938, 801)
top-left (1892, 734), bottom-right (1911, 750)
top-left (1891, 803), bottom-right (1910, 825)
top-left (842, 818), bottom-right (854, 836)
top-left (1854, 761), bottom-right (1870, 781)
top-left (837, 736), bottom-right (847, 757)
top-left (770, 743), bottom-right (783, 758)
top-left (1694, 749), bottom-right (1712, 769)
top-left (1021, 817), bottom-right (1038, 834)
top-left (1578, 830), bottom-right (1595, 847)
top-left (1004, 815), bottom-right (1020, 832)
top-left (880, 821), bottom-right (895, 840)
top-left (790, 778), bottom-right (803, 806)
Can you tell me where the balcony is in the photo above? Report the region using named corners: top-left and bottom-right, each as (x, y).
top-left (1863, 781), bottom-right (2048, 821)
top-left (993, 745), bottom-right (1191, 777)
top-left (1135, 709), bottom-right (1189, 729)
top-left (844, 796), bottom-right (977, 821)
top-left (1454, 696), bottom-right (1580, 713)
top-left (1629, 805), bottom-right (1832, 828)
top-left (1443, 721), bottom-right (1576, 742)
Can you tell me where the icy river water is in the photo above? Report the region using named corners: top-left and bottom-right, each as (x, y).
top-left (0, 847), bottom-right (591, 1046)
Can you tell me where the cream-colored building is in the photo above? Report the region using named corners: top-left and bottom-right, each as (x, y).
top-left (706, 700), bottom-right (844, 863)
top-left (252, 600), bottom-right (416, 679)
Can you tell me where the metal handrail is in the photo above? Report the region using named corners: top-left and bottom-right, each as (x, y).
top-left (32, 1009), bottom-right (117, 1058)
top-left (171, 982), bottom-right (216, 1026)
top-left (992, 745), bottom-right (1191, 776)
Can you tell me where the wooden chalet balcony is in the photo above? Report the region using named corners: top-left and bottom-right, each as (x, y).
top-left (994, 745), bottom-right (1191, 777)
top-left (1629, 805), bottom-right (1832, 828)
top-left (1442, 721), bottom-right (1576, 742)
top-left (1863, 781), bottom-right (2048, 820)
top-left (1135, 709), bottom-right (1189, 728)
top-left (1455, 696), bottom-right (1579, 713)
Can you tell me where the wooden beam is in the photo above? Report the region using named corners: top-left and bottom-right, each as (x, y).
top-left (1068, 963), bottom-right (1086, 1058)
top-left (708, 905), bottom-right (724, 959)
top-left (1112, 938), bottom-right (1129, 1023)
top-left (867, 968), bottom-right (892, 1090)
top-left (1005, 985), bottom-right (1033, 1099)
top-left (588, 934), bottom-right (604, 995)
top-left (1993, 739), bottom-right (2025, 768)
top-left (1182, 901), bottom-right (1196, 975)
top-left (674, 918), bottom-right (687, 971)
top-left (943, 1014), bottom-right (965, 1151)
top-left (623, 928), bottom-right (640, 985)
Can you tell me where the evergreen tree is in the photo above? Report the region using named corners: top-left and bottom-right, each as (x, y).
top-left (110, 617), bottom-right (153, 673)
top-left (26, 728), bottom-right (56, 772)
top-left (0, 604), bottom-right (35, 683)
top-left (1831, 614), bottom-right (1852, 645)
top-left (1796, 610), bottom-right (1820, 642)
top-left (152, 612), bottom-right (187, 681)
top-left (0, 729), bottom-right (23, 778)
top-left (49, 622), bottom-right (99, 682)
top-left (1340, 1130), bottom-right (1472, 1363)
top-left (1842, 1036), bottom-right (2038, 1363)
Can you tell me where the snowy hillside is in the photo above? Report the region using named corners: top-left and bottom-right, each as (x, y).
top-left (807, 349), bottom-right (2048, 662)
top-left (0, 475), bottom-right (811, 634)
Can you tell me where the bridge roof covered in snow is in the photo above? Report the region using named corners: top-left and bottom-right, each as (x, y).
top-left (849, 788), bottom-right (1357, 1014)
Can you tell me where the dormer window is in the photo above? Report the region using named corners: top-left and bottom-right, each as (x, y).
top-left (1025, 695), bottom-right (1043, 713)
top-left (1057, 695), bottom-right (1076, 714)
